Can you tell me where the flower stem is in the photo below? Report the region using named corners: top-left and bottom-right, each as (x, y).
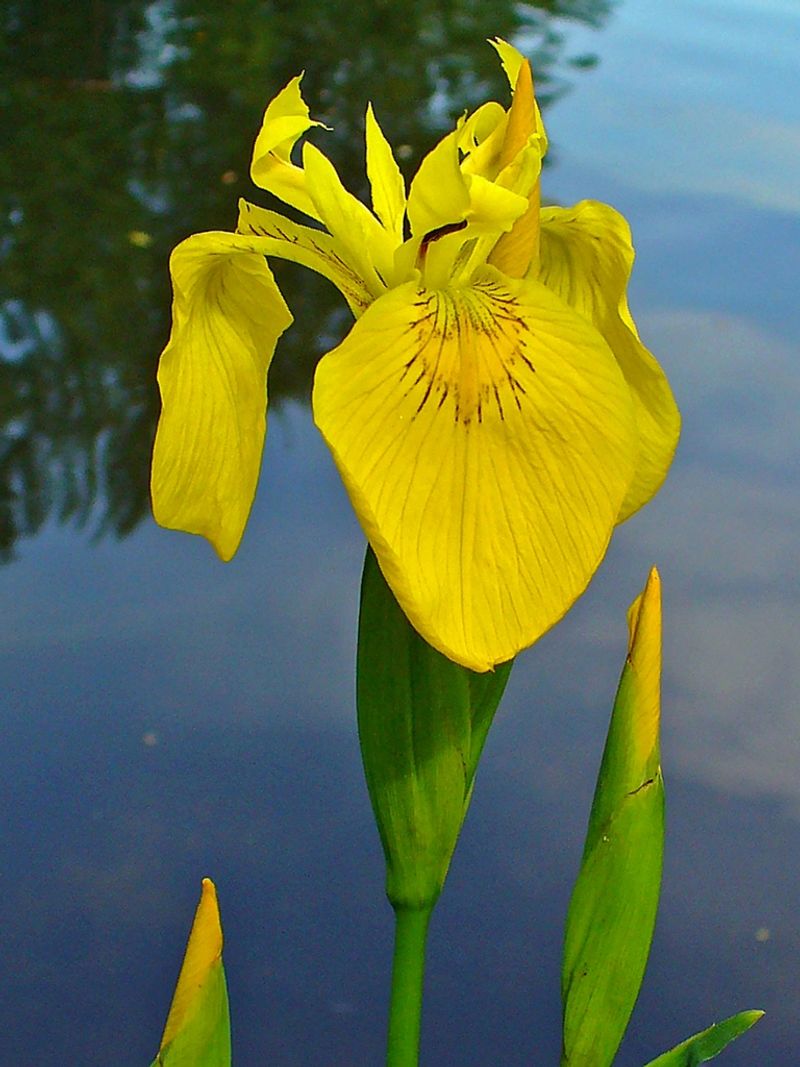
top-left (386, 904), bottom-right (433, 1067)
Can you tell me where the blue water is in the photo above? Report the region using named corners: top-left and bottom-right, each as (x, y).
top-left (2, 1), bottom-right (798, 1063)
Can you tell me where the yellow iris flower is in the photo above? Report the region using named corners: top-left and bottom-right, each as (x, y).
top-left (151, 39), bottom-right (679, 672)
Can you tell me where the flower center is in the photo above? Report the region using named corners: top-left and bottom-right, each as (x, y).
top-left (399, 278), bottom-right (535, 428)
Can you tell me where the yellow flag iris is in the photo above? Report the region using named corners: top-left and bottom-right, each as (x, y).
top-left (151, 38), bottom-right (679, 672)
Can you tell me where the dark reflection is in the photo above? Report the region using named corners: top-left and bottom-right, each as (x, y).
top-left (0, 0), bottom-right (612, 559)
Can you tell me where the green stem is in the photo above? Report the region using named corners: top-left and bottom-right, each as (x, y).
top-left (386, 904), bottom-right (433, 1067)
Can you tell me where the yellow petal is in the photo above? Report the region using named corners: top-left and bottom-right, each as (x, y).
top-left (250, 74), bottom-right (325, 220)
top-left (489, 60), bottom-right (542, 278)
top-left (302, 141), bottom-right (393, 295)
top-left (490, 37), bottom-right (548, 156)
top-left (457, 54), bottom-right (545, 282)
top-left (490, 37), bottom-right (525, 93)
top-left (160, 879), bottom-right (223, 1050)
top-left (497, 59), bottom-right (535, 170)
top-left (445, 172), bottom-right (531, 286)
top-left (365, 102), bottom-right (407, 246)
top-left (237, 198), bottom-right (372, 316)
top-left (151, 231), bottom-right (292, 560)
top-left (464, 172), bottom-right (529, 233)
top-left (405, 128), bottom-right (530, 290)
top-left (489, 184), bottom-right (540, 280)
top-left (457, 101), bottom-right (507, 173)
top-left (313, 268), bottom-right (637, 670)
top-left (539, 201), bottom-right (680, 520)
top-left (458, 102), bottom-right (509, 186)
top-left (406, 128), bottom-right (470, 237)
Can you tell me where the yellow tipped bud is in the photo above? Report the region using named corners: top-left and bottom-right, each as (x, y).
top-left (562, 568), bottom-right (665, 1067)
top-left (626, 566), bottom-right (662, 767)
top-left (160, 878), bottom-right (224, 1050)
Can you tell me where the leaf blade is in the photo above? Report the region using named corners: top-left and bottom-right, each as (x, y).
top-left (641, 1010), bottom-right (764, 1066)
top-left (561, 569), bottom-right (664, 1067)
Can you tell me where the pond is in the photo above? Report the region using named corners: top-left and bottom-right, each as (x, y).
top-left (2, 0), bottom-right (798, 1063)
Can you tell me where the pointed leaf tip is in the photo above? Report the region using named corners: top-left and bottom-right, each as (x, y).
top-left (642, 1010), bottom-right (764, 1066)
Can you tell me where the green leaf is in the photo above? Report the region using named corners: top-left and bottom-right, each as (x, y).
top-left (561, 569), bottom-right (664, 1067)
top-left (641, 1010), bottom-right (764, 1066)
top-left (150, 879), bottom-right (231, 1067)
top-left (357, 547), bottom-right (512, 909)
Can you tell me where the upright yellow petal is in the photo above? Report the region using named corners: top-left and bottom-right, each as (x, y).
top-left (405, 121), bottom-right (533, 290)
top-left (445, 173), bottom-right (531, 287)
top-left (490, 37), bottom-right (548, 155)
top-left (539, 201), bottom-right (680, 520)
top-left (406, 128), bottom-right (470, 237)
top-left (151, 231), bottom-right (292, 560)
top-left (250, 74), bottom-right (325, 220)
top-left (490, 59), bottom-right (542, 278)
top-left (313, 269), bottom-right (637, 670)
top-left (302, 142), bottom-right (394, 295)
top-left (491, 37), bottom-right (525, 96)
top-left (365, 103), bottom-right (407, 246)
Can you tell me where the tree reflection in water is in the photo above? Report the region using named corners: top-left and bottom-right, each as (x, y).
top-left (0, 0), bottom-right (612, 559)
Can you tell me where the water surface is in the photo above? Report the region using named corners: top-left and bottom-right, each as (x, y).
top-left (1, 1), bottom-right (798, 1063)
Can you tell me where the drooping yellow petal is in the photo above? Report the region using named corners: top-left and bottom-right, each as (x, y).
top-left (313, 268), bottom-right (637, 671)
top-left (365, 103), bottom-right (407, 247)
top-left (250, 74), bottom-right (325, 220)
top-left (151, 231), bottom-right (292, 561)
top-left (302, 141), bottom-right (394, 295)
top-left (538, 201), bottom-right (680, 520)
top-left (160, 879), bottom-right (224, 1050)
top-left (237, 198), bottom-right (372, 315)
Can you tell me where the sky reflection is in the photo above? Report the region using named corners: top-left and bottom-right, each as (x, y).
top-left (550, 0), bottom-right (800, 214)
